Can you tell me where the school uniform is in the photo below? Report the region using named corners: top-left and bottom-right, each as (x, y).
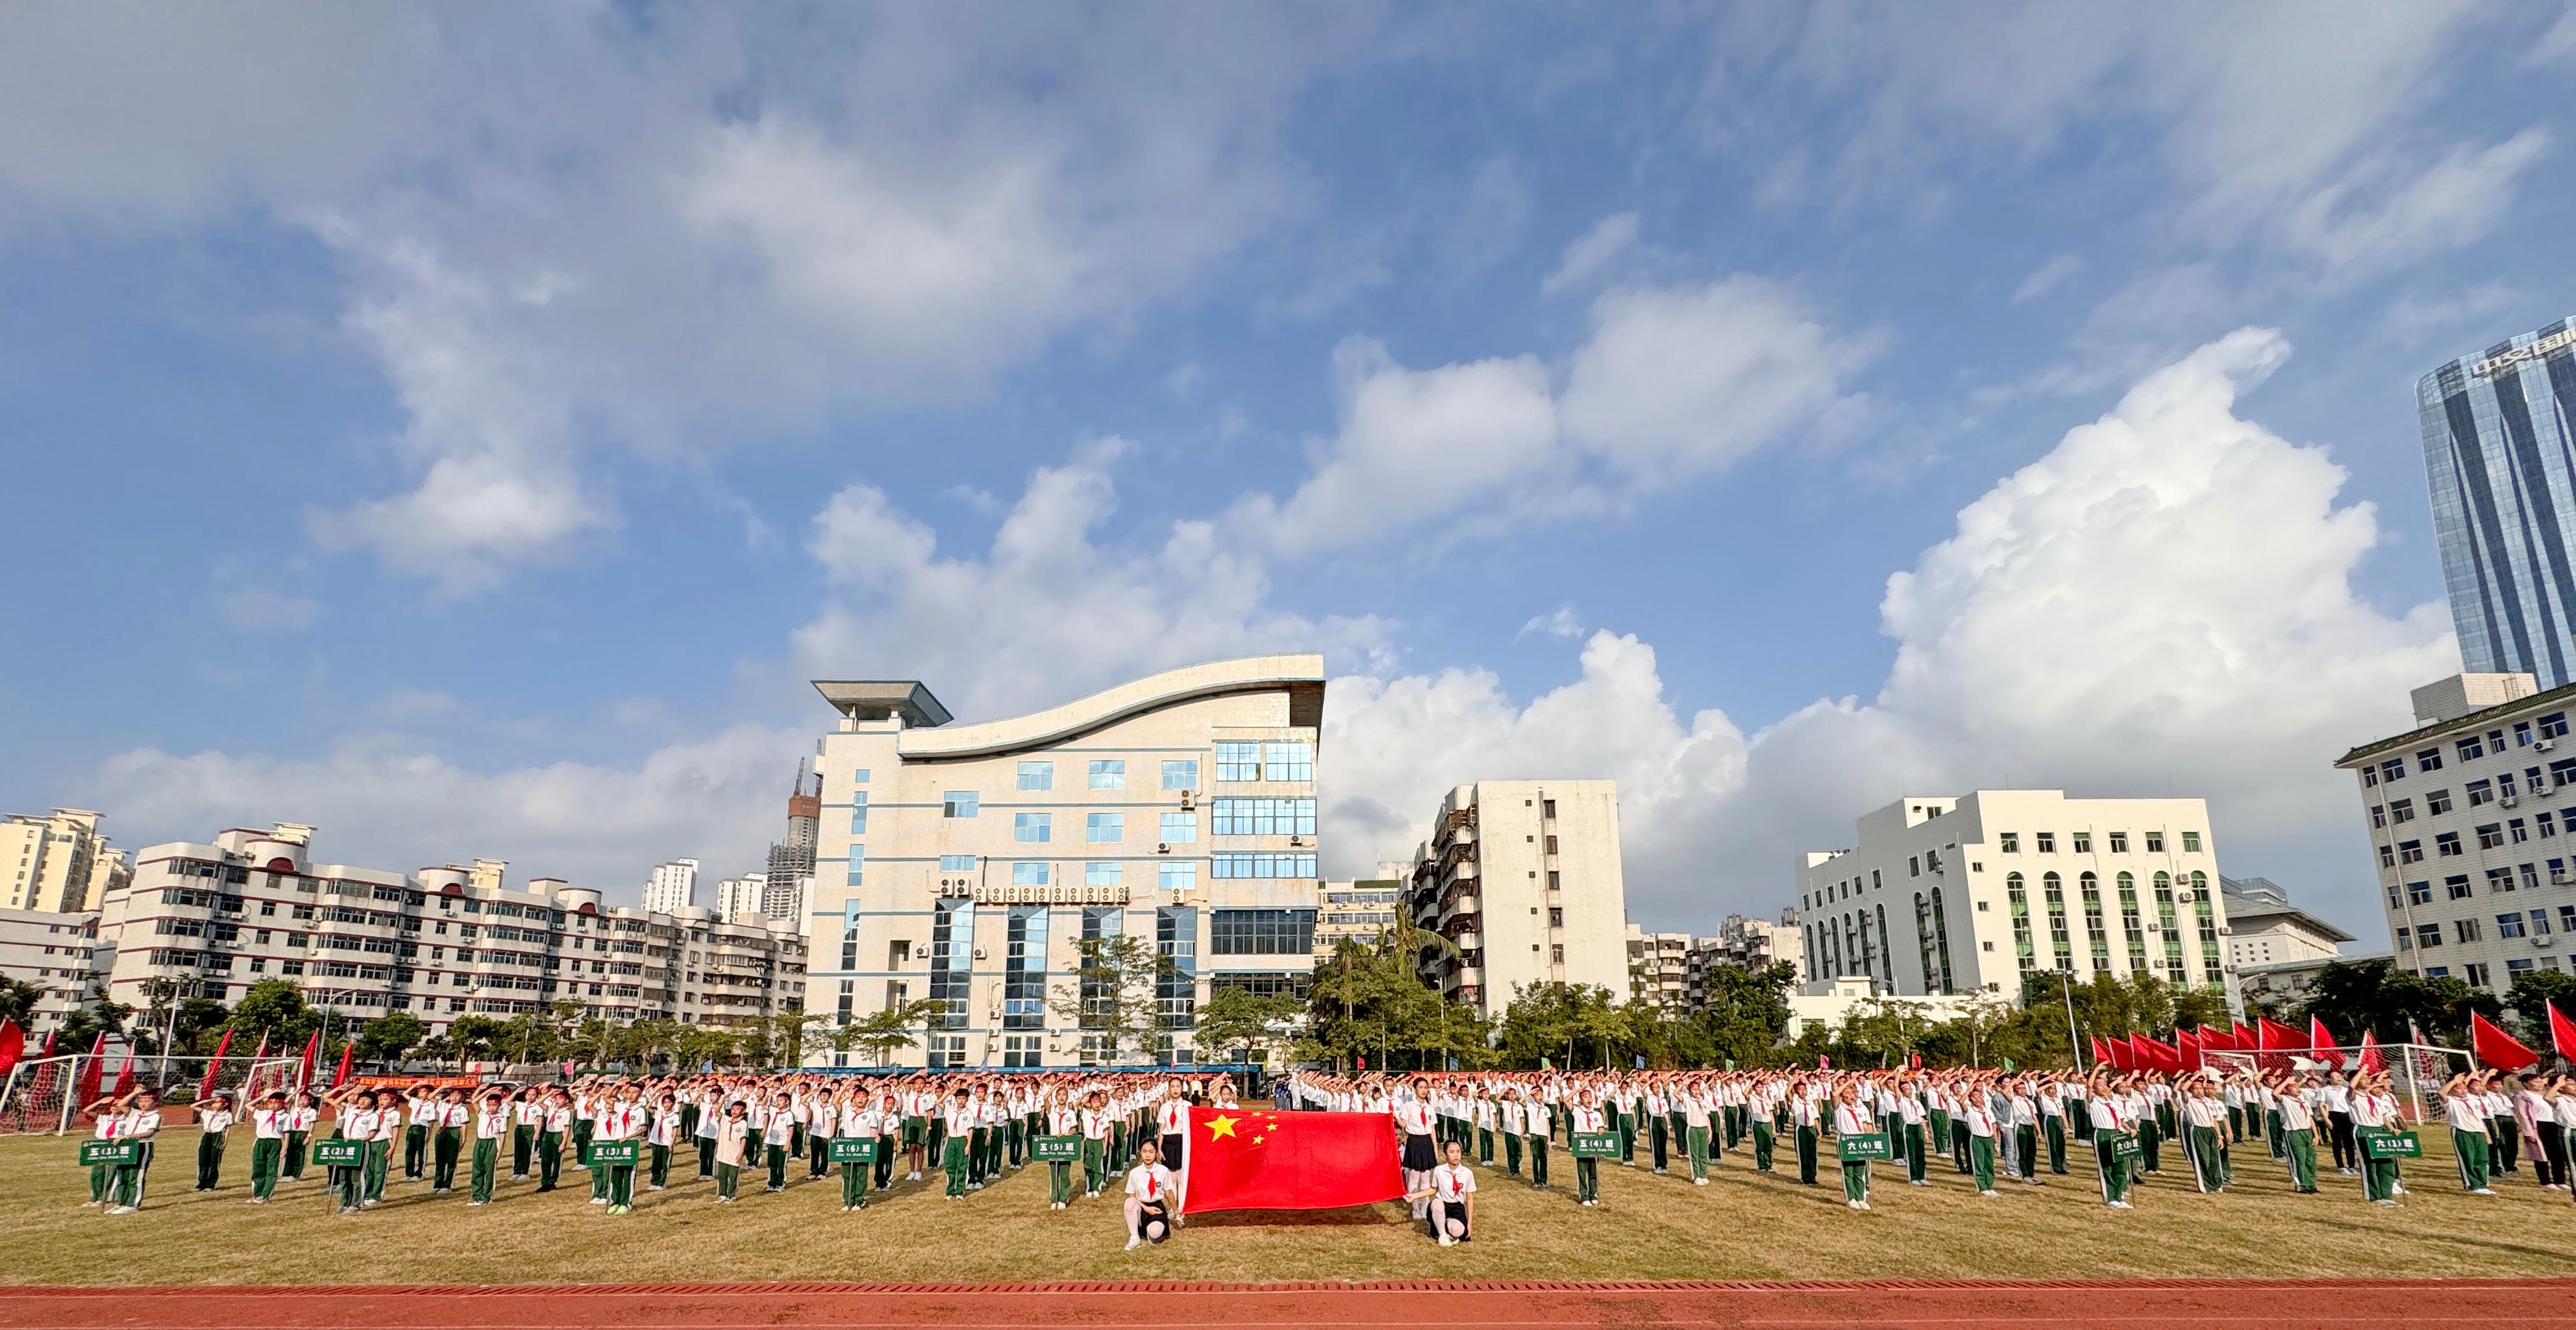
top-left (2277, 1092), bottom-right (2320, 1193)
top-left (104, 1107), bottom-right (160, 1211)
top-left (2038, 1085), bottom-right (2070, 1174)
top-left (595, 1101), bottom-right (643, 1211)
top-left (283, 1103), bottom-right (316, 1180)
top-left (1080, 1105), bottom-right (1112, 1197)
top-left (1520, 1097), bottom-right (1551, 1186)
top-left (1681, 1089), bottom-right (1713, 1184)
top-left (365, 1102), bottom-right (399, 1203)
top-left (2351, 1090), bottom-right (2400, 1203)
top-left (1896, 1093), bottom-right (1927, 1185)
top-left (468, 1103), bottom-right (508, 1203)
top-left (194, 1105), bottom-right (234, 1190)
top-left (2088, 1096), bottom-right (2132, 1207)
top-left (804, 1098), bottom-right (835, 1181)
top-left (331, 1108), bottom-right (378, 1212)
top-left (511, 1098), bottom-right (540, 1179)
top-left (1750, 1087), bottom-right (1777, 1173)
top-left (1045, 1105), bottom-right (1079, 1206)
top-left (2485, 1090), bottom-right (2520, 1175)
top-left (761, 1106), bottom-right (795, 1192)
top-left (941, 1101), bottom-right (974, 1198)
top-left (1962, 1099), bottom-right (2000, 1193)
top-left (536, 1102), bottom-right (572, 1192)
top-left (402, 1095), bottom-right (434, 1180)
top-left (836, 1104), bottom-right (880, 1209)
top-left (1794, 1095), bottom-right (1821, 1186)
top-left (1831, 1102), bottom-right (1873, 1205)
top-left (1567, 1105), bottom-right (1605, 1205)
top-left (247, 1105), bottom-right (288, 1201)
top-left (1429, 1159), bottom-right (1475, 1242)
top-left (2183, 1093), bottom-right (2228, 1193)
top-left (2446, 1090), bottom-right (2495, 1192)
top-left (2322, 1083), bottom-right (2359, 1173)
top-left (431, 1100), bottom-right (467, 1192)
top-left (712, 1117), bottom-right (750, 1200)
top-left (647, 1105), bottom-right (682, 1190)
top-left (1125, 1159), bottom-right (1177, 1243)
top-left (693, 1096), bottom-right (721, 1180)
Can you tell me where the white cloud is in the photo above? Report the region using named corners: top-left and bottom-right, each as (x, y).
top-left (1165, 362), bottom-right (1208, 399)
top-left (92, 723), bottom-right (806, 904)
top-left (1540, 213), bottom-right (1681, 297)
top-left (1439, 155), bottom-right (1534, 278)
top-left (1518, 606), bottom-right (1583, 640)
top-left (2535, 5), bottom-right (2576, 65)
top-left (2011, 254), bottom-right (2085, 304)
top-left (213, 583), bottom-right (320, 632)
top-left (2272, 129), bottom-right (2552, 281)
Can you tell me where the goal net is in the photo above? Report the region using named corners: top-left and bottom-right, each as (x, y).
top-left (2198, 1044), bottom-right (2469, 1123)
top-left (0, 1054), bottom-right (304, 1135)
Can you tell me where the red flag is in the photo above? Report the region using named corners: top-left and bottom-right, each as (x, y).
top-left (2257, 1017), bottom-right (2307, 1051)
top-left (2358, 1028), bottom-right (2386, 1074)
top-left (295, 1031), bottom-right (319, 1090)
top-left (73, 1033), bottom-right (106, 1107)
top-left (2307, 1016), bottom-right (2344, 1070)
top-left (2108, 1036), bottom-right (2133, 1071)
top-left (1816, 1054), bottom-right (1830, 1070)
top-left (1180, 1106), bottom-right (1404, 1214)
top-left (2135, 1033), bottom-right (2183, 1074)
top-left (2470, 1012), bottom-right (2539, 1072)
top-left (329, 1042), bottom-right (354, 1089)
top-left (2174, 1026), bottom-right (2200, 1070)
top-left (0, 1017), bottom-right (23, 1081)
top-left (2231, 1020), bottom-right (2257, 1049)
top-left (23, 1029), bottom-right (59, 1110)
top-left (198, 1027), bottom-right (236, 1101)
top-left (2548, 1001), bottom-right (2576, 1061)
top-left (108, 1050), bottom-right (135, 1099)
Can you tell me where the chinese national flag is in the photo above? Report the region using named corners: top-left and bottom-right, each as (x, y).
top-left (2308, 1016), bottom-right (2343, 1070)
top-left (2547, 1001), bottom-right (2576, 1061)
top-left (2357, 1028), bottom-right (2386, 1074)
top-left (1181, 1106), bottom-right (1404, 1215)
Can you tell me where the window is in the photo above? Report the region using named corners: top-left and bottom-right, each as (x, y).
top-left (1159, 862), bottom-right (1198, 894)
top-left (2108, 832), bottom-right (2128, 853)
top-left (1159, 812), bottom-right (1196, 844)
top-left (2000, 833), bottom-right (2020, 853)
top-left (1085, 861), bottom-right (1122, 886)
top-left (1208, 797), bottom-right (1317, 836)
top-left (1156, 907), bottom-right (1197, 1031)
top-left (2498, 912), bottom-right (2528, 938)
top-left (1089, 760), bottom-right (1126, 790)
top-left (2396, 840), bottom-right (2421, 864)
top-left (1013, 862), bottom-right (1049, 886)
top-left (1551, 944), bottom-right (1566, 964)
top-left (2468, 779), bottom-right (2494, 807)
top-left (2428, 789), bottom-right (2455, 814)
top-left (2544, 812), bottom-right (2560, 838)
top-left (2488, 867), bottom-right (2515, 894)
top-left (2180, 831), bottom-right (2201, 853)
top-left (2416, 923), bottom-right (2440, 948)
top-left (845, 846), bottom-right (865, 887)
top-left (2408, 879), bottom-right (2436, 905)
top-left (1211, 908), bottom-right (1317, 955)
top-left (2142, 833), bottom-right (2163, 853)
top-left (1210, 852), bottom-right (1319, 879)
top-left (2458, 735), bottom-right (2486, 760)
top-left (2447, 875), bottom-right (2473, 899)
top-left (2363, 767), bottom-right (2379, 787)
top-left (2416, 747), bottom-right (2444, 772)
top-left (1015, 812), bottom-right (1051, 843)
top-left (1087, 812), bottom-right (1124, 844)
top-left (2464, 962), bottom-right (2492, 988)
top-left (943, 790), bottom-right (979, 818)
top-left (2559, 905), bottom-right (2576, 934)
top-left (1018, 761), bottom-right (1053, 791)
top-left (938, 854), bottom-right (975, 872)
top-left (2380, 757), bottom-right (2405, 783)
top-left (2544, 712), bottom-right (2571, 739)
top-left (1262, 742), bottom-right (1315, 782)
top-left (1909, 856), bottom-right (1922, 877)
top-left (2455, 918), bottom-right (2482, 944)
top-left (2036, 833), bottom-right (2057, 853)
top-left (2478, 823), bottom-right (2506, 849)
top-left (2371, 804), bottom-right (2388, 829)
top-left (2512, 818), bottom-right (2531, 843)
top-left (1161, 759), bottom-right (1198, 790)
top-left (1215, 742), bottom-right (1262, 782)
top-left (849, 793), bottom-right (869, 834)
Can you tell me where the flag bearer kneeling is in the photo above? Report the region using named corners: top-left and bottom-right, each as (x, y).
top-left (1409, 1140), bottom-right (1476, 1246)
top-left (1123, 1140), bottom-right (1178, 1251)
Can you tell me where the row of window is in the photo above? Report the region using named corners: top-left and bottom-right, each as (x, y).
top-left (2370, 767), bottom-right (2576, 828)
top-left (2364, 713), bottom-right (2570, 786)
top-left (1994, 830), bottom-right (2198, 855)
top-left (2388, 860), bottom-right (2571, 907)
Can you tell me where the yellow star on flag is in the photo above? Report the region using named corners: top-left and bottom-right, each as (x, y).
top-left (1206, 1114), bottom-right (1241, 1140)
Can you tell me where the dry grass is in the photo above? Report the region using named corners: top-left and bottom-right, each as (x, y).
top-left (3, 1127), bottom-right (2570, 1285)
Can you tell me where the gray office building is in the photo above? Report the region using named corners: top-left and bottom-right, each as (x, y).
top-left (2420, 317), bottom-right (2576, 686)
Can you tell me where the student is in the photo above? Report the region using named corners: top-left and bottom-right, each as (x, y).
top-left (1396, 1085), bottom-right (1437, 1219)
top-left (2087, 1075), bottom-right (2133, 1210)
top-left (2443, 1073), bottom-right (2496, 1194)
top-left (711, 1100), bottom-right (749, 1203)
top-left (511, 1087), bottom-right (541, 1180)
top-left (1830, 1085), bottom-right (1874, 1211)
top-left (1681, 1082), bottom-right (1712, 1185)
top-left (1080, 1091), bottom-right (1112, 1198)
top-left (1498, 1090), bottom-right (1526, 1178)
top-left (365, 1084), bottom-right (401, 1205)
top-left (1959, 1088), bottom-right (2000, 1197)
top-left (402, 1084), bottom-right (434, 1181)
top-left (469, 1089), bottom-right (510, 1206)
top-left (762, 1090), bottom-right (796, 1193)
top-left (647, 1091), bottom-right (684, 1192)
top-left (1520, 1089), bottom-right (1551, 1188)
top-left (247, 1090), bottom-right (290, 1203)
top-left (81, 1092), bottom-right (127, 1205)
top-left (2349, 1073), bottom-right (2401, 1206)
top-left (430, 1087), bottom-right (469, 1194)
top-left (325, 1088), bottom-right (379, 1216)
top-left (2182, 1078), bottom-right (2229, 1194)
top-left (536, 1090), bottom-right (573, 1193)
top-left (596, 1088), bottom-right (643, 1214)
top-left (1045, 1092), bottom-right (1080, 1209)
top-left (102, 1089), bottom-right (164, 1214)
top-left (1122, 1140), bottom-right (1178, 1251)
top-left (1566, 1094), bottom-right (1606, 1207)
top-left (941, 1088), bottom-right (976, 1200)
top-left (193, 1092), bottom-right (235, 1192)
top-left (2272, 1073), bottom-right (2320, 1194)
top-left (1411, 1139), bottom-right (1476, 1246)
top-left (1792, 1083), bottom-right (1821, 1186)
top-left (693, 1086), bottom-right (721, 1181)
top-left (837, 1088), bottom-right (882, 1212)
top-left (1749, 1082), bottom-right (1777, 1175)
top-left (284, 1092), bottom-right (318, 1181)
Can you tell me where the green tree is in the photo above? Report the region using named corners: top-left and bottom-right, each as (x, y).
top-left (354, 1010), bottom-right (426, 1065)
top-left (830, 998), bottom-right (944, 1067)
top-left (2504, 968), bottom-right (2576, 1046)
top-left (1050, 932), bottom-right (1176, 1066)
top-left (0, 977), bottom-right (45, 1028)
top-left (673, 1025), bottom-right (738, 1072)
top-left (445, 1014), bottom-right (508, 1066)
top-left (1189, 985), bottom-right (1301, 1068)
top-left (2301, 957), bottom-right (2501, 1044)
top-left (52, 999), bottom-right (133, 1055)
top-left (1694, 963), bottom-right (1797, 1068)
top-left (225, 979), bottom-right (317, 1050)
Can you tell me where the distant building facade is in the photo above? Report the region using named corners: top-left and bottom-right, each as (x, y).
top-left (4, 809), bottom-right (129, 913)
top-left (2419, 317), bottom-right (2576, 686)
top-left (1402, 780), bottom-right (1629, 1019)
top-left (642, 859), bottom-right (701, 915)
top-left (0, 907), bottom-right (103, 1031)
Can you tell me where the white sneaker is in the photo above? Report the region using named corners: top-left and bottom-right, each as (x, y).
top-left (2473, 1187), bottom-right (2496, 1196)
top-left (1125, 1237), bottom-right (1143, 1251)
top-left (108, 1205), bottom-right (137, 1215)
top-left (1437, 1235), bottom-right (1453, 1247)
top-left (1692, 1178), bottom-right (1707, 1186)
top-left (1847, 1200), bottom-right (1861, 1210)
top-left (1979, 1189), bottom-right (1999, 1198)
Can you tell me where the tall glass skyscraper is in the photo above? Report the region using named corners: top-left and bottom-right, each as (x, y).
top-left (2420, 316), bottom-right (2576, 687)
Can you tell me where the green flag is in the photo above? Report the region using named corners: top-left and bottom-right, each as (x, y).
top-left (2003, 1057), bottom-right (2016, 1072)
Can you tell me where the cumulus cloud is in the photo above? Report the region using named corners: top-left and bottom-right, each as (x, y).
top-left (93, 723), bottom-right (806, 900)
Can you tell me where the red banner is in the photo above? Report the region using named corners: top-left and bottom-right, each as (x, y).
top-left (0, 1017), bottom-right (21, 1082)
top-left (2307, 1016), bottom-right (2342, 1070)
top-left (2134, 1032), bottom-right (2183, 1074)
top-left (1181, 1107), bottom-right (1404, 1215)
top-left (2470, 1012), bottom-right (2538, 1072)
top-left (198, 1027), bottom-right (234, 1101)
top-left (2358, 1028), bottom-right (2386, 1075)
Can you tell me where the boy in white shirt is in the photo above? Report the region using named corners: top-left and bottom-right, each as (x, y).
top-left (1122, 1140), bottom-right (1178, 1250)
top-left (247, 1090), bottom-right (290, 1203)
top-left (193, 1092), bottom-right (235, 1192)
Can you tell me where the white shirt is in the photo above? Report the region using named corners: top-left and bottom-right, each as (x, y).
top-left (198, 1108), bottom-right (235, 1135)
top-left (1125, 1161), bottom-right (1176, 1204)
top-left (1431, 1161), bottom-right (1476, 1201)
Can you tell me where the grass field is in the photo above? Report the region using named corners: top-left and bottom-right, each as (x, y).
top-left (3, 1126), bottom-right (2571, 1285)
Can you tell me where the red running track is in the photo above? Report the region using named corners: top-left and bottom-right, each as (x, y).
top-left (3, 1280), bottom-right (2572, 1330)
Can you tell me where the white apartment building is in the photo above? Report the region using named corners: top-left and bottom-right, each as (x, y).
top-left (1627, 926), bottom-right (1690, 1009)
top-left (1315, 878), bottom-right (1404, 957)
top-left (807, 656), bottom-right (1326, 1069)
top-left (1794, 792), bottom-right (2236, 1005)
top-left (1679, 911), bottom-right (1804, 1011)
top-left (642, 859), bottom-right (701, 915)
top-left (98, 824), bottom-right (804, 1037)
top-left (0, 907), bottom-right (104, 1030)
top-left (4, 809), bottom-right (130, 913)
top-left (713, 873), bottom-right (767, 923)
top-left (1402, 780), bottom-right (1629, 1019)
top-left (2336, 671), bottom-right (2576, 997)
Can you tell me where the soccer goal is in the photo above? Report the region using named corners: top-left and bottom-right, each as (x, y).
top-left (0, 1054), bottom-right (304, 1135)
top-left (2198, 1044), bottom-right (2471, 1123)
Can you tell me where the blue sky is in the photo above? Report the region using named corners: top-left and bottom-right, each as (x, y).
top-left (3, 2), bottom-right (2572, 939)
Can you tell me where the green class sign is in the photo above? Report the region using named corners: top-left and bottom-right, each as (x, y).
top-left (1837, 1133), bottom-right (1892, 1162)
top-left (828, 1137), bottom-right (880, 1164)
top-left (2362, 1129), bottom-right (2423, 1159)
top-left (582, 1140), bottom-right (641, 1166)
top-left (1030, 1135), bottom-right (1082, 1162)
top-left (1569, 1131), bottom-right (1620, 1159)
top-left (78, 1140), bottom-right (141, 1167)
top-left (310, 1138), bottom-right (366, 1168)
top-left (2109, 1133), bottom-right (2144, 1161)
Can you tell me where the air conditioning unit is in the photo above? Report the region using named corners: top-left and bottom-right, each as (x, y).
top-left (2503, 796), bottom-right (2521, 808)
top-left (2537, 935), bottom-right (2555, 948)
top-left (1180, 791), bottom-right (1195, 810)
top-left (1156, 842), bottom-right (1170, 854)
top-left (2540, 738), bottom-right (2557, 752)
top-left (1289, 835), bottom-right (1305, 847)
top-left (971, 948), bottom-right (987, 960)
